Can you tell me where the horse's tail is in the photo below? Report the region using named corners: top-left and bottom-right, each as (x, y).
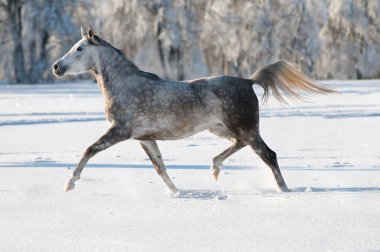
top-left (250, 60), bottom-right (335, 103)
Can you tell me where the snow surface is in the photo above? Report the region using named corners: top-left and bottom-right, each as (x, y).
top-left (0, 80), bottom-right (379, 251)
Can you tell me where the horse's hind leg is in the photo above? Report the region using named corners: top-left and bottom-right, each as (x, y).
top-left (248, 135), bottom-right (290, 192)
top-left (65, 126), bottom-right (129, 192)
top-left (211, 140), bottom-right (246, 180)
top-left (139, 140), bottom-right (178, 193)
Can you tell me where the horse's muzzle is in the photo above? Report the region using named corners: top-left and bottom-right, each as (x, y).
top-left (52, 62), bottom-right (66, 77)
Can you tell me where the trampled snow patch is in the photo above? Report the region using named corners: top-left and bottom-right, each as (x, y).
top-left (172, 190), bottom-right (228, 200)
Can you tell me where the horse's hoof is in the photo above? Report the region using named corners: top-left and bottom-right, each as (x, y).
top-left (64, 183), bottom-right (75, 192)
top-left (212, 168), bottom-right (220, 181)
top-left (281, 187), bottom-right (292, 192)
top-left (171, 186), bottom-right (179, 194)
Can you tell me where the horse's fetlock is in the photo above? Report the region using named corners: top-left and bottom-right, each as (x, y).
top-left (212, 157), bottom-right (223, 167)
top-left (212, 167), bottom-right (220, 180)
top-left (71, 173), bottom-right (80, 182)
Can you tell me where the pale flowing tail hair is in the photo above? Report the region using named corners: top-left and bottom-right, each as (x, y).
top-left (250, 60), bottom-right (335, 103)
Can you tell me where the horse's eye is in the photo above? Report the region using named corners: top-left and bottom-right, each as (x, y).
top-left (76, 47), bottom-right (83, 52)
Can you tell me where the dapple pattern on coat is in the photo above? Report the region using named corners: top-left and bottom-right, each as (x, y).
top-left (53, 26), bottom-right (334, 193)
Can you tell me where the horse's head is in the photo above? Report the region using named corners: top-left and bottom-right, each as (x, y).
top-left (53, 26), bottom-right (99, 77)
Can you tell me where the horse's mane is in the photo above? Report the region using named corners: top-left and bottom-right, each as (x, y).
top-left (93, 35), bottom-right (161, 80)
top-left (92, 35), bottom-right (138, 70)
top-left (93, 35), bottom-right (126, 58)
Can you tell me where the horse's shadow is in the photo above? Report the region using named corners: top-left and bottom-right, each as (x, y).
top-left (292, 187), bottom-right (380, 193)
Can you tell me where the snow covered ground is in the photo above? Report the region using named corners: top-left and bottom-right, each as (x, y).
top-left (0, 80), bottom-right (379, 251)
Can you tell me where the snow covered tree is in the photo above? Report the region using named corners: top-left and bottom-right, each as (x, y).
top-left (99, 0), bottom-right (208, 80)
top-left (0, 0), bottom-right (78, 83)
top-left (315, 0), bottom-right (380, 79)
top-left (1, 0), bottom-right (28, 83)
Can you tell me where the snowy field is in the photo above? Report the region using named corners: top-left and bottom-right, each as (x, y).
top-left (0, 80), bottom-right (379, 251)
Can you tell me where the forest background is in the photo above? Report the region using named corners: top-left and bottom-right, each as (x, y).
top-left (1, 0), bottom-right (379, 83)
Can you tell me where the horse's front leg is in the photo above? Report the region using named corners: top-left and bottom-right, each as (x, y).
top-left (139, 140), bottom-right (178, 193)
top-left (65, 126), bottom-right (129, 192)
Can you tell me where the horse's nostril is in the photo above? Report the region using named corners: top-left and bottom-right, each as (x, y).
top-left (53, 64), bottom-right (59, 70)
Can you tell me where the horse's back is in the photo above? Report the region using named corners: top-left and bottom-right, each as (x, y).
top-left (188, 75), bottom-right (252, 86)
top-left (188, 75), bottom-right (258, 106)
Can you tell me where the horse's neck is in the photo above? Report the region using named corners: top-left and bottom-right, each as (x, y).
top-left (94, 52), bottom-right (137, 97)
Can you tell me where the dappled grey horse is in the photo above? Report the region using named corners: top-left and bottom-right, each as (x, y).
top-left (53, 26), bottom-right (334, 193)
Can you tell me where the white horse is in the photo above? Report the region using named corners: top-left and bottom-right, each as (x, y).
top-left (53, 26), bottom-right (334, 193)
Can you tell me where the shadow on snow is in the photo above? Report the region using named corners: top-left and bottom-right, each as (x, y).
top-left (1, 161), bottom-right (380, 172)
top-left (1, 107), bottom-right (380, 127)
top-left (293, 186), bottom-right (380, 193)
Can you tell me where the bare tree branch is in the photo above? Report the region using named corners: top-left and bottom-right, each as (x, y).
top-left (0, 2), bottom-right (7, 10)
top-left (0, 36), bottom-right (11, 45)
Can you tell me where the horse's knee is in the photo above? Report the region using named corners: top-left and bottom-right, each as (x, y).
top-left (84, 142), bottom-right (107, 158)
top-left (84, 146), bottom-right (95, 157)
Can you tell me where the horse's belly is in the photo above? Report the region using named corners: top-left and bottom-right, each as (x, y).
top-left (132, 120), bottom-right (215, 140)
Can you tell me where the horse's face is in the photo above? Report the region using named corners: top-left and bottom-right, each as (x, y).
top-left (53, 26), bottom-right (97, 77)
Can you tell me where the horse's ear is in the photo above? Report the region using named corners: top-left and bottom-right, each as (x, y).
top-left (87, 25), bottom-right (94, 40)
top-left (81, 26), bottom-right (85, 38)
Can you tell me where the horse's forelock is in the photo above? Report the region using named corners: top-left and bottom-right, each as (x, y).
top-left (87, 39), bottom-right (96, 46)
